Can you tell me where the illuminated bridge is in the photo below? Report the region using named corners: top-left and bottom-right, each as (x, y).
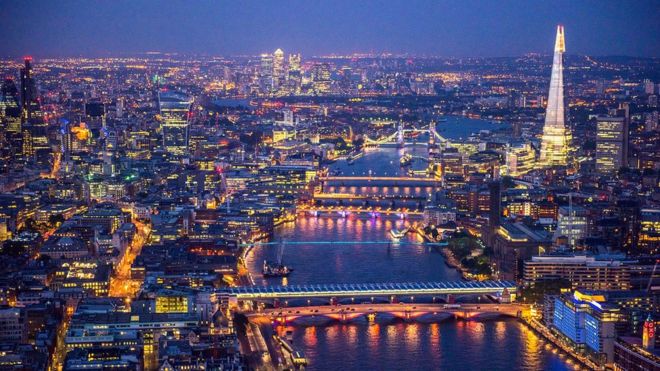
top-left (249, 303), bottom-right (526, 322)
top-left (297, 204), bottom-right (424, 216)
top-left (320, 176), bottom-right (442, 184)
top-left (363, 121), bottom-right (450, 146)
top-left (219, 280), bottom-right (516, 301)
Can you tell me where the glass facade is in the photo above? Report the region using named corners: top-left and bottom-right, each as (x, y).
top-left (595, 117), bottom-right (625, 174)
top-left (158, 90), bottom-right (193, 156)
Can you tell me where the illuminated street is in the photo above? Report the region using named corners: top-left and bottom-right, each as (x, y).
top-left (0, 2), bottom-right (658, 370)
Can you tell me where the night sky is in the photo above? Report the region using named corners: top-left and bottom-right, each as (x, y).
top-left (1, 0), bottom-right (658, 58)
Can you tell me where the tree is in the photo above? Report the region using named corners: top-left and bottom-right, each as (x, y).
top-left (518, 279), bottom-right (572, 304)
top-left (23, 217), bottom-right (37, 231)
top-left (48, 214), bottom-right (65, 227)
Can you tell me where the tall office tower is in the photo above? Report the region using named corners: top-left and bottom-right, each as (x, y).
top-left (260, 53), bottom-right (274, 93)
top-left (19, 58), bottom-right (48, 165)
top-left (1, 78), bottom-right (20, 114)
top-left (615, 103), bottom-right (630, 167)
top-left (312, 63), bottom-right (331, 94)
top-left (288, 53), bottom-right (301, 72)
top-left (595, 116), bottom-right (626, 174)
top-left (1, 78), bottom-right (22, 134)
top-left (540, 25), bottom-right (572, 167)
top-left (20, 57), bottom-right (39, 123)
top-left (273, 48), bottom-right (285, 88)
top-left (287, 53), bottom-right (302, 93)
top-left (158, 90), bottom-right (193, 157)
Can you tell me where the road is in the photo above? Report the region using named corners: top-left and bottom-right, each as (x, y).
top-left (108, 219), bottom-right (151, 298)
top-left (48, 305), bottom-right (73, 371)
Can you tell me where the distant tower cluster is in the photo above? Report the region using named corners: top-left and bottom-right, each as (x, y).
top-left (540, 25), bottom-right (572, 167)
top-left (260, 49), bottom-right (302, 95)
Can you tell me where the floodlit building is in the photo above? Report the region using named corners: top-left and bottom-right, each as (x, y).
top-left (540, 25), bottom-right (572, 167)
top-left (505, 142), bottom-right (536, 177)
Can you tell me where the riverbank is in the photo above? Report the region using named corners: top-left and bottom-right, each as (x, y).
top-left (521, 316), bottom-right (600, 370)
top-left (412, 226), bottom-right (476, 280)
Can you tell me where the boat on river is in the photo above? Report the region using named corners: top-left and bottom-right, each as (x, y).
top-left (389, 228), bottom-right (408, 240)
top-left (400, 153), bottom-right (413, 167)
top-left (263, 241), bottom-right (294, 277)
top-left (347, 151), bottom-right (364, 165)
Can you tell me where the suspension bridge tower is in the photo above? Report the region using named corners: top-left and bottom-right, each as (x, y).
top-left (397, 121), bottom-right (404, 147)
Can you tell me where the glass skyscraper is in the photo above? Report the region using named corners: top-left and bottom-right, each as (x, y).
top-left (158, 90), bottom-right (193, 157)
top-left (540, 25), bottom-right (572, 167)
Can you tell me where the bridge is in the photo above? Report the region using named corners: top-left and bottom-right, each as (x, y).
top-left (239, 240), bottom-right (448, 247)
top-left (363, 121), bottom-right (449, 146)
top-left (248, 303), bottom-right (526, 323)
top-left (320, 176), bottom-right (441, 184)
top-left (297, 203), bottom-right (424, 216)
top-left (311, 193), bottom-right (426, 201)
top-left (219, 280), bottom-right (516, 301)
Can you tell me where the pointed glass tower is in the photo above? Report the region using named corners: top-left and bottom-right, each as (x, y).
top-left (540, 25), bottom-right (571, 167)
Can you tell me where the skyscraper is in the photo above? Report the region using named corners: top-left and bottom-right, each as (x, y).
top-left (1, 78), bottom-right (21, 134)
top-left (273, 48), bottom-right (285, 89)
top-left (287, 53), bottom-right (302, 93)
top-left (595, 116), bottom-right (626, 174)
top-left (260, 53), bottom-right (274, 93)
top-left (540, 25), bottom-right (571, 167)
top-left (288, 53), bottom-right (301, 73)
top-left (20, 57), bottom-right (38, 123)
top-left (19, 57), bottom-right (49, 165)
top-left (158, 90), bottom-right (193, 157)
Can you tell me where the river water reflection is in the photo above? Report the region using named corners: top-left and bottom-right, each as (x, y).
top-left (245, 117), bottom-right (573, 370)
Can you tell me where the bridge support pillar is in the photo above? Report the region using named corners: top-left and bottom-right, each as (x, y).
top-left (447, 294), bottom-right (455, 304)
top-left (390, 295), bottom-right (398, 304)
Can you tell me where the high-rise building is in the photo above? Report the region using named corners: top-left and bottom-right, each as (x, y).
top-left (595, 116), bottom-right (626, 174)
top-left (20, 57), bottom-right (39, 123)
top-left (312, 63), bottom-right (331, 94)
top-left (158, 90), bottom-right (193, 157)
top-left (288, 53), bottom-right (301, 72)
top-left (540, 25), bottom-right (572, 167)
top-left (287, 53), bottom-right (302, 93)
top-left (273, 48), bottom-right (285, 89)
top-left (18, 58), bottom-right (48, 165)
top-left (260, 53), bottom-right (274, 93)
top-left (1, 78), bottom-right (22, 137)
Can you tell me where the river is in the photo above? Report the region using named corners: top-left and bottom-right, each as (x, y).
top-left (244, 117), bottom-right (575, 370)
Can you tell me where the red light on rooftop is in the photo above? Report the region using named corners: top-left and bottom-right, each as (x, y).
top-left (24, 56), bottom-right (33, 61)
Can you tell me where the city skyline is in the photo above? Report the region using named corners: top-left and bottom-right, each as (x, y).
top-left (1, 0), bottom-right (659, 58)
top-left (0, 4), bottom-right (658, 370)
